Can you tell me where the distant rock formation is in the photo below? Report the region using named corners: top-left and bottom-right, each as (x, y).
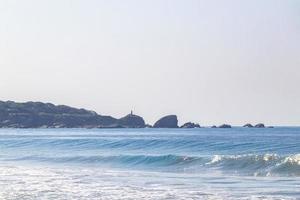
top-left (0, 100), bottom-right (277, 129)
top-left (118, 114), bottom-right (145, 128)
top-left (0, 101), bottom-right (145, 128)
top-left (254, 123), bottom-right (265, 128)
top-left (211, 125), bottom-right (217, 128)
top-left (180, 122), bottom-right (200, 128)
top-left (153, 115), bottom-right (178, 128)
top-left (243, 123), bottom-right (254, 128)
top-left (218, 124), bottom-right (232, 128)
top-left (243, 123), bottom-right (271, 128)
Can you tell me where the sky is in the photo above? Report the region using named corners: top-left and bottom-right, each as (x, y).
top-left (0, 0), bottom-right (299, 126)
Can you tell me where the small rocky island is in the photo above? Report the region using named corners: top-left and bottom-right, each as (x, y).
top-left (218, 124), bottom-right (232, 128)
top-left (0, 101), bottom-right (273, 129)
top-left (243, 123), bottom-right (273, 128)
top-left (153, 115), bottom-right (178, 128)
top-left (180, 122), bottom-right (201, 128)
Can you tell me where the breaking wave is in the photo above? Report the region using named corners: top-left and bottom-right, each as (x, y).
top-left (207, 154), bottom-right (300, 177)
top-left (7, 153), bottom-right (300, 177)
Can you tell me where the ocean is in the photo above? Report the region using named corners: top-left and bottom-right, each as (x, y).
top-left (0, 128), bottom-right (299, 199)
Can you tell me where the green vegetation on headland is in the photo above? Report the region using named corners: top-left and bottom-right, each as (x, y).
top-left (0, 101), bottom-right (272, 128)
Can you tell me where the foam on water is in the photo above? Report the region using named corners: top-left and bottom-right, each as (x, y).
top-left (208, 154), bottom-right (300, 177)
top-left (0, 164), bottom-right (299, 200)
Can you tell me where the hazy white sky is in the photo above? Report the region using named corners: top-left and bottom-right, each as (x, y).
top-left (0, 0), bottom-right (299, 125)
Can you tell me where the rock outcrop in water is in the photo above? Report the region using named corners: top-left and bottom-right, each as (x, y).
top-left (243, 123), bottom-right (254, 128)
top-left (243, 123), bottom-right (271, 128)
top-left (254, 123), bottom-right (265, 128)
top-left (153, 115), bottom-right (178, 128)
top-left (0, 101), bottom-right (146, 128)
top-left (180, 122), bottom-right (200, 128)
top-left (218, 124), bottom-right (232, 128)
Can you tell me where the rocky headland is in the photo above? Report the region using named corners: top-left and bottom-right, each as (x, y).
top-left (0, 101), bottom-right (141, 128)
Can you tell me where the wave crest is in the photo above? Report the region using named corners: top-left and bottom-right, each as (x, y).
top-left (207, 154), bottom-right (300, 177)
top-left (6, 153), bottom-right (300, 177)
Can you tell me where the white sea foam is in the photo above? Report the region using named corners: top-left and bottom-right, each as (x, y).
top-left (0, 164), bottom-right (299, 200)
top-left (281, 154), bottom-right (300, 165)
top-left (0, 164), bottom-right (222, 200)
top-left (206, 154), bottom-right (300, 177)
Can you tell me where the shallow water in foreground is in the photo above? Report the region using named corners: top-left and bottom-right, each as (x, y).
top-left (0, 128), bottom-right (299, 199)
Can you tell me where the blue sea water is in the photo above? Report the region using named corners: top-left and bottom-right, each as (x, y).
top-left (0, 128), bottom-right (299, 199)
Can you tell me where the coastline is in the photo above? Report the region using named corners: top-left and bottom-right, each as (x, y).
top-left (0, 100), bottom-right (277, 129)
